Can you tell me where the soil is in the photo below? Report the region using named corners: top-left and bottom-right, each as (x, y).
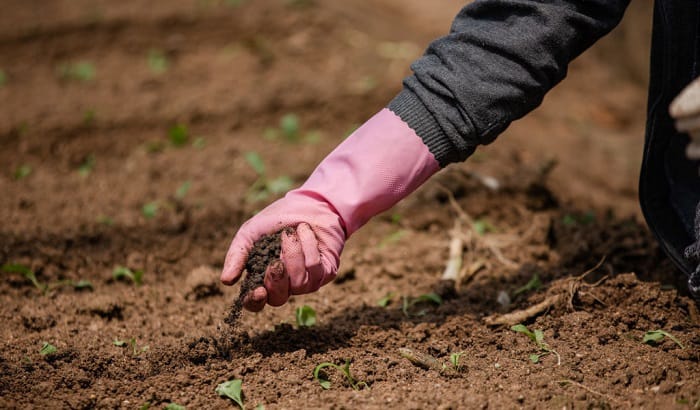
top-left (1, 1), bottom-right (698, 409)
top-left (225, 232), bottom-right (282, 328)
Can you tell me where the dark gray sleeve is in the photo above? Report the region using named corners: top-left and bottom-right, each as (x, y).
top-left (388, 0), bottom-right (631, 167)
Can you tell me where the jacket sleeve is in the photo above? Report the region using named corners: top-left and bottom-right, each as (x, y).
top-left (388, 0), bottom-right (631, 167)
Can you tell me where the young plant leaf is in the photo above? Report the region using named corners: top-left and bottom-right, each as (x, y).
top-left (244, 151), bottom-right (266, 176)
top-left (168, 124), bottom-right (189, 147)
top-left (473, 219), bottom-right (496, 235)
top-left (513, 273), bottom-right (542, 296)
top-left (164, 404), bottom-right (185, 410)
top-left (642, 330), bottom-right (685, 349)
top-left (14, 164), bottom-right (32, 180)
top-left (0, 69), bottom-right (6, 87)
top-left (449, 351), bottom-right (465, 371)
top-left (113, 339), bottom-right (127, 347)
top-left (402, 293), bottom-right (443, 317)
top-left (2, 263), bottom-right (46, 292)
top-left (142, 202), bottom-right (159, 219)
top-left (266, 176), bottom-right (293, 194)
top-left (40, 342), bottom-right (57, 356)
top-left (216, 379), bottom-right (245, 409)
top-left (147, 49), bottom-right (169, 74)
top-left (295, 305), bottom-right (317, 327)
top-left (313, 360), bottom-right (366, 390)
top-left (57, 61), bottom-right (96, 82)
top-left (175, 181), bottom-right (192, 200)
top-left (77, 154), bottom-right (96, 177)
top-left (280, 114), bottom-right (300, 141)
top-left (112, 266), bottom-right (144, 286)
top-left (511, 324), bottom-right (537, 342)
top-left (377, 292), bottom-right (395, 307)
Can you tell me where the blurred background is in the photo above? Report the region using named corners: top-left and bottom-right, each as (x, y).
top-left (0, 0), bottom-right (652, 238)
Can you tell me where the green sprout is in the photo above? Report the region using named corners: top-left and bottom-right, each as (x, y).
top-left (562, 212), bottom-right (595, 226)
top-left (449, 351), bottom-right (466, 372)
top-left (244, 151), bottom-right (293, 202)
top-left (147, 49), bottom-right (169, 74)
top-left (216, 379), bottom-right (245, 409)
top-left (97, 215), bottom-right (114, 226)
top-left (77, 154), bottom-right (96, 177)
top-left (378, 230), bottom-right (406, 249)
top-left (511, 324), bottom-right (561, 365)
top-left (313, 360), bottom-right (366, 390)
top-left (377, 292), bottom-right (396, 307)
top-left (175, 181), bottom-right (192, 200)
top-left (2, 263), bottom-right (92, 293)
top-left (402, 293), bottom-right (443, 317)
top-left (40, 342), bottom-right (57, 356)
top-left (113, 337), bottom-right (149, 356)
top-left (0, 69), bottom-right (6, 87)
top-left (142, 201), bottom-right (159, 219)
top-left (14, 164), bottom-right (32, 180)
top-left (164, 404), bottom-right (185, 410)
top-left (192, 137), bottom-right (206, 149)
top-left (295, 305), bottom-right (317, 327)
top-left (513, 273), bottom-right (542, 297)
top-left (168, 124), bottom-right (189, 147)
top-left (57, 61), bottom-right (96, 82)
top-left (112, 266), bottom-right (144, 286)
top-left (263, 114), bottom-right (320, 143)
top-left (473, 219), bottom-right (496, 235)
top-left (642, 330), bottom-right (685, 349)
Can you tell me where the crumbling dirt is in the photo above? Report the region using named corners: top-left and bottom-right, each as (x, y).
top-left (1, 1), bottom-right (698, 409)
top-left (225, 232), bottom-right (282, 328)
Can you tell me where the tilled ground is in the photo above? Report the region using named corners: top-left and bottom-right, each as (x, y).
top-left (1, 1), bottom-right (698, 409)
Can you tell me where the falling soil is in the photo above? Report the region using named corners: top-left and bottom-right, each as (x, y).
top-left (224, 232), bottom-right (282, 328)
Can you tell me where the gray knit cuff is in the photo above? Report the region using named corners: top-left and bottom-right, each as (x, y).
top-left (388, 90), bottom-right (473, 168)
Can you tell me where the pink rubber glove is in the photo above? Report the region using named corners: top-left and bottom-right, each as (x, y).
top-left (221, 108), bottom-right (440, 311)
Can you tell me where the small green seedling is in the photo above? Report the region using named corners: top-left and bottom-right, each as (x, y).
top-left (513, 273), bottom-right (542, 297)
top-left (168, 124), bottom-right (189, 147)
top-left (138, 402), bottom-right (150, 410)
top-left (216, 379), bottom-right (245, 409)
top-left (40, 342), bottom-right (57, 356)
top-left (112, 266), bottom-right (144, 286)
top-left (449, 351), bottom-right (466, 372)
top-left (77, 154), bottom-right (96, 177)
top-left (14, 164), bottom-right (32, 180)
top-left (473, 219), bottom-right (496, 235)
top-left (511, 324), bottom-right (561, 365)
top-left (2, 263), bottom-right (46, 292)
top-left (377, 292), bottom-right (396, 307)
top-left (402, 293), bottom-right (443, 317)
top-left (147, 49), bottom-right (169, 74)
top-left (0, 69), bottom-right (6, 87)
top-left (164, 403), bottom-right (185, 410)
top-left (142, 201), bottom-right (159, 219)
top-left (263, 114), bottom-right (320, 143)
top-left (313, 360), bottom-right (366, 390)
top-left (378, 230), bottom-right (406, 248)
top-left (295, 305), bottom-right (317, 327)
top-left (192, 137), bottom-right (206, 149)
top-left (2, 263), bottom-right (92, 293)
top-left (175, 181), bottom-right (192, 200)
top-left (244, 151), bottom-right (294, 202)
top-left (57, 61), bottom-right (96, 82)
top-left (113, 337), bottom-right (149, 356)
top-left (642, 330), bottom-right (685, 349)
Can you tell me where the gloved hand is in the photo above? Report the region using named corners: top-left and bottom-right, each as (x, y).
top-left (221, 108), bottom-right (440, 311)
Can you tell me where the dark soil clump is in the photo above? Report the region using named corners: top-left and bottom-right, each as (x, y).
top-left (224, 232), bottom-right (282, 328)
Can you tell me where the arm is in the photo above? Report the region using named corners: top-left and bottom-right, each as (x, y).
top-left (221, 0), bottom-right (631, 311)
top-left (390, 0), bottom-right (630, 166)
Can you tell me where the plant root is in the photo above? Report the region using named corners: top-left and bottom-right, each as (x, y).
top-left (484, 295), bottom-right (562, 326)
top-left (399, 348), bottom-right (446, 373)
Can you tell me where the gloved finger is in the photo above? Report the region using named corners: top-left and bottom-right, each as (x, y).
top-left (242, 286), bottom-right (267, 312)
top-left (297, 223), bottom-right (324, 291)
top-left (264, 260), bottom-right (290, 307)
top-left (281, 228), bottom-right (311, 295)
top-left (221, 231), bottom-right (254, 286)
